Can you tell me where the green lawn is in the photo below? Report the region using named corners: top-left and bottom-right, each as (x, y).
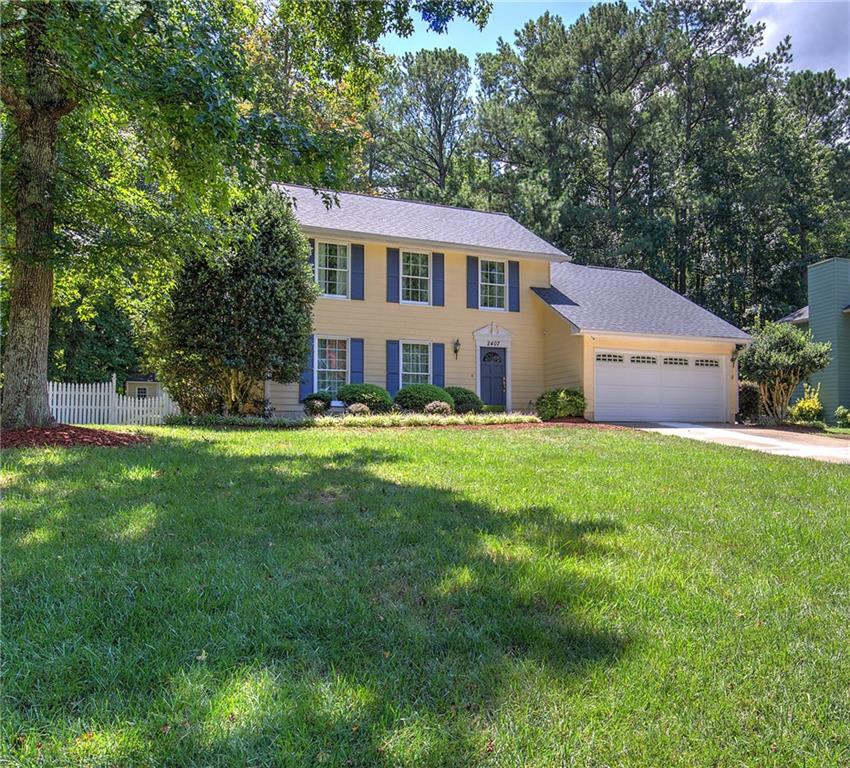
top-left (3, 426), bottom-right (849, 766)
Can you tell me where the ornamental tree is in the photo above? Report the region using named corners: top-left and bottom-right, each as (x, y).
top-left (738, 322), bottom-right (831, 421)
top-left (148, 191), bottom-right (317, 415)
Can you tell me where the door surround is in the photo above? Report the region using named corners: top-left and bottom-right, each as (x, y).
top-left (473, 323), bottom-right (512, 411)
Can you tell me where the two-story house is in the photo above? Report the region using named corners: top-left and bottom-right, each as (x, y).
top-left (267, 186), bottom-right (750, 422)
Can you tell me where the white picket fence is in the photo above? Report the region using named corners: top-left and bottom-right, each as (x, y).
top-left (48, 375), bottom-right (179, 425)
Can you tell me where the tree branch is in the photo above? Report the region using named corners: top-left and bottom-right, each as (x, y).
top-left (0, 84), bottom-right (29, 119)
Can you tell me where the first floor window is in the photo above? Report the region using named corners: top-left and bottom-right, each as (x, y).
top-left (137, 387), bottom-right (148, 399)
top-left (401, 251), bottom-right (430, 303)
top-left (401, 342), bottom-right (430, 387)
top-left (317, 337), bottom-right (348, 397)
top-left (480, 259), bottom-right (506, 309)
top-left (317, 242), bottom-right (349, 297)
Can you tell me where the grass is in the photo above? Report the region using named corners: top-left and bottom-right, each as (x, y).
top-left (826, 426), bottom-right (850, 437)
top-left (3, 426), bottom-right (849, 766)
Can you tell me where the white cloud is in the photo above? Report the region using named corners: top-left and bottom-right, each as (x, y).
top-left (747, 0), bottom-right (850, 76)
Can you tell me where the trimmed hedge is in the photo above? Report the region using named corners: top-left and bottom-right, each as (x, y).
top-left (394, 384), bottom-right (454, 412)
top-left (535, 388), bottom-right (586, 420)
top-left (303, 391), bottom-right (332, 406)
top-left (444, 386), bottom-right (484, 414)
top-left (737, 381), bottom-right (761, 423)
top-left (336, 383), bottom-right (393, 413)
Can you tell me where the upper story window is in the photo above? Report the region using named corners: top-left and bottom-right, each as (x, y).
top-left (480, 259), bottom-right (506, 310)
top-left (317, 242), bottom-right (349, 298)
top-left (401, 342), bottom-right (430, 387)
top-left (316, 337), bottom-right (348, 397)
top-left (401, 251), bottom-right (430, 304)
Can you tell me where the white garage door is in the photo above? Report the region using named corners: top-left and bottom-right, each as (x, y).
top-left (594, 350), bottom-right (726, 422)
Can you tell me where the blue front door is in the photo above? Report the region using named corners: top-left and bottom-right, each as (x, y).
top-left (480, 347), bottom-right (507, 407)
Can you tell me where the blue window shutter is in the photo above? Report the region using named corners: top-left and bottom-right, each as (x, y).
top-left (351, 244), bottom-right (364, 300)
top-left (387, 248), bottom-right (400, 302)
top-left (467, 256), bottom-right (479, 308)
top-left (432, 252), bottom-right (444, 306)
top-left (299, 336), bottom-right (314, 401)
top-left (432, 343), bottom-right (445, 387)
top-left (350, 338), bottom-right (364, 383)
top-left (308, 238), bottom-right (315, 267)
top-left (508, 260), bottom-right (520, 312)
top-left (386, 340), bottom-right (400, 395)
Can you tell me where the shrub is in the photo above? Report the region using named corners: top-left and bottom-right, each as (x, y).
top-left (737, 381), bottom-right (761, 423)
top-left (789, 383), bottom-right (824, 423)
top-left (394, 384), bottom-right (454, 412)
top-left (738, 322), bottom-right (831, 420)
top-left (444, 386), bottom-right (483, 414)
top-left (535, 388), bottom-right (586, 420)
top-left (424, 400), bottom-right (453, 415)
top-left (346, 402), bottom-right (371, 416)
top-left (303, 391), bottom-right (332, 406)
top-left (304, 398), bottom-right (328, 417)
top-left (835, 406), bottom-right (850, 427)
top-left (336, 383), bottom-right (393, 413)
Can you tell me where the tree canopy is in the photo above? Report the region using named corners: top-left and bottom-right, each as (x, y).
top-left (0, 0), bottom-right (491, 426)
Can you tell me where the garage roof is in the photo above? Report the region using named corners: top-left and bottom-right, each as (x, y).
top-left (533, 262), bottom-right (751, 341)
top-left (279, 184), bottom-right (566, 260)
top-left (779, 305), bottom-right (810, 324)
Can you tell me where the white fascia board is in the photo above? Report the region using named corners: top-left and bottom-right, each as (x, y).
top-left (300, 225), bottom-right (568, 263)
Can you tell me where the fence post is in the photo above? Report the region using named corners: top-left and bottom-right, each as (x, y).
top-left (110, 373), bottom-right (118, 424)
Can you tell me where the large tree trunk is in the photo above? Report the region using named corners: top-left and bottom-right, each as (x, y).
top-left (1, 3), bottom-right (73, 427)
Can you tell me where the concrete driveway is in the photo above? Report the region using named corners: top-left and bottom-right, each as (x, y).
top-left (638, 422), bottom-right (850, 464)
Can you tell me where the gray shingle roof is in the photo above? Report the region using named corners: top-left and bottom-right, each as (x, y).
top-left (534, 262), bottom-right (751, 341)
top-left (279, 184), bottom-right (566, 259)
top-left (779, 305), bottom-right (810, 324)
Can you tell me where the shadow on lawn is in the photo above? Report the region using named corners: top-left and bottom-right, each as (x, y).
top-left (5, 434), bottom-right (628, 765)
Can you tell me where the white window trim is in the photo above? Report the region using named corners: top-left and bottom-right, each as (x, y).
top-left (479, 257), bottom-right (508, 312)
top-left (399, 249), bottom-right (432, 306)
top-left (315, 239), bottom-right (352, 300)
top-left (399, 340), bottom-right (432, 387)
top-left (313, 335), bottom-right (350, 406)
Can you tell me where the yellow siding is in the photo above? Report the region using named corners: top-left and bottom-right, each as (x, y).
top-left (267, 241), bottom-right (552, 416)
top-left (542, 306), bottom-right (584, 391)
top-left (580, 334), bottom-right (739, 422)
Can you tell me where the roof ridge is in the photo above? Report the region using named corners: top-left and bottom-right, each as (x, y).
top-left (565, 262), bottom-right (645, 274)
top-left (281, 183), bottom-right (511, 218)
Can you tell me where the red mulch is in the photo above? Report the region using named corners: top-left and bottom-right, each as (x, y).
top-left (2, 424), bottom-right (151, 450)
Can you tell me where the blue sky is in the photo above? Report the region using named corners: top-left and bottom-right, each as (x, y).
top-left (381, 1), bottom-right (850, 77)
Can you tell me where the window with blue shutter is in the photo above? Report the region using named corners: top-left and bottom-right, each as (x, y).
top-left (299, 335), bottom-right (315, 401)
top-left (508, 260), bottom-right (520, 312)
top-left (432, 253), bottom-right (444, 306)
top-left (432, 343), bottom-right (445, 387)
top-left (467, 256), bottom-right (478, 308)
top-left (387, 248), bottom-right (400, 302)
top-left (350, 338), bottom-right (364, 383)
top-left (351, 245), bottom-right (364, 300)
top-left (386, 340), bottom-right (400, 395)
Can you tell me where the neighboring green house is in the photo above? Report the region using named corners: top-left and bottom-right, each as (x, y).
top-left (780, 257), bottom-right (850, 423)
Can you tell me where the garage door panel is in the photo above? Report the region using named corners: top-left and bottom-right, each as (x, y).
top-left (595, 351), bottom-right (725, 422)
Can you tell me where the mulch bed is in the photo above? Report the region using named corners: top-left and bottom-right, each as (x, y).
top-left (2, 424), bottom-right (151, 450)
